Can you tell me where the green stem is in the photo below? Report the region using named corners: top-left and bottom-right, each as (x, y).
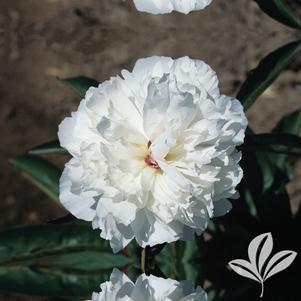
top-left (141, 248), bottom-right (146, 273)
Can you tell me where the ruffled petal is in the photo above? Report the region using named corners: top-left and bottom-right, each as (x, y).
top-left (133, 0), bottom-right (212, 14)
top-left (58, 56), bottom-right (247, 251)
top-left (59, 167), bottom-right (96, 221)
top-left (88, 269), bottom-right (208, 301)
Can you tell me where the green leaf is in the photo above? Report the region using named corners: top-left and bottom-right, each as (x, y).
top-left (255, 0), bottom-right (301, 30)
top-left (237, 40), bottom-right (301, 111)
top-left (240, 151), bottom-right (293, 229)
top-left (242, 133), bottom-right (301, 156)
top-left (0, 224), bottom-right (131, 297)
top-left (61, 76), bottom-right (99, 97)
top-left (273, 110), bottom-right (301, 135)
top-left (155, 239), bottom-right (199, 282)
top-left (0, 267), bottom-right (103, 298)
top-left (29, 140), bottom-right (67, 155)
top-left (255, 152), bottom-right (277, 191)
top-left (270, 110), bottom-right (301, 181)
top-left (10, 155), bottom-right (61, 203)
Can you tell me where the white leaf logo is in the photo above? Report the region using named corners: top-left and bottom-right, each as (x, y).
top-left (228, 232), bottom-right (297, 297)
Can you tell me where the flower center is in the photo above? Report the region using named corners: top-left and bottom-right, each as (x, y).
top-left (145, 154), bottom-right (160, 169)
top-left (145, 141), bottom-right (160, 170)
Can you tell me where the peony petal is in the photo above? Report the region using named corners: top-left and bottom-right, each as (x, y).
top-left (95, 205), bottom-right (134, 253)
top-left (58, 56), bottom-right (247, 251)
top-left (58, 98), bottom-right (100, 156)
top-left (157, 160), bottom-right (193, 193)
top-left (133, 0), bottom-right (212, 14)
top-left (96, 268), bottom-right (134, 300)
top-left (59, 168), bottom-right (96, 221)
top-left (98, 197), bottom-right (138, 226)
top-left (131, 209), bottom-right (183, 247)
top-left (213, 199), bottom-right (232, 217)
top-left (88, 269), bottom-right (208, 301)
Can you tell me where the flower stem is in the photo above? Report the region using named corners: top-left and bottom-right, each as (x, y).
top-left (141, 248), bottom-right (146, 273)
top-left (260, 281), bottom-right (264, 298)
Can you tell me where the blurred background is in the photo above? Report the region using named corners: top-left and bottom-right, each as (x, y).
top-left (0, 0), bottom-right (301, 300)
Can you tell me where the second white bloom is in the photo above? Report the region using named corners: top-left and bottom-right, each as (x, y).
top-left (133, 0), bottom-right (213, 14)
top-left (59, 56), bottom-right (247, 252)
top-left (88, 269), bottom-right (207, 301)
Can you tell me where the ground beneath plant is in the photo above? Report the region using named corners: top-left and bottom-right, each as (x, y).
top-left (0, 0), bottom-right (301, 300)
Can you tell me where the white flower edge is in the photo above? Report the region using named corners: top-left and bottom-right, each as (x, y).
top-left (133, 0), bottom-right (213, 14)
top-left (87, 268), bottom-right (208, 301)
top-left (58, 56), bottom-right (248, 253)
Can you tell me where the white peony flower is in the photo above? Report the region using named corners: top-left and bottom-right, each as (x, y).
top-left (132, 0), bottom-right (212, 14)
top-left (58, 56), bottom-right (247, 253)
top-left (87, 268), bottom-right (208, 301)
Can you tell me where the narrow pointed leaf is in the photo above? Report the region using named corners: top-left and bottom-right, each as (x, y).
top-left (263, 250), bottom-right (297, 281)
top-left (270, 110), bottom-right (301, 180)
top-left (155, 239), bottom-right (199, 282)
top-left (29, 140), bottom-right (67, 155)
top-left (255, 152), bottom-right (276, 191)
top-left (0, 224), bottom-right (131, 297)
top-left (10, 155), bottom-right (61, 203)
top-left (242, 133), bottom-right (301, 156)
top-left (229, 260), bottom-right (262, 283)
top-left (237, 41), bottom-right (301, 111)
top-left (0, 224), bottom-right (122, 264)
top-left (61, 76), bottom-right (99, 97)
top-left (0, 266), bottom-right (105, 297)
top-left (241, 150), bottom-right (293, 229)
top-left (255, 0), bottom-right (301, 30)
top-left (273, 110), bottom-right (301, 136)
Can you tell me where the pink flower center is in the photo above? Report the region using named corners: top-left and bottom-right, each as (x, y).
top-left (145, 141), bottom-right (160, 170)
top-left (145, 154), bottom-right (160, 170)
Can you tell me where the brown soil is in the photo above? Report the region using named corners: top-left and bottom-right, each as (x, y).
top-left (0, 0), bottom-right (301, 300)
